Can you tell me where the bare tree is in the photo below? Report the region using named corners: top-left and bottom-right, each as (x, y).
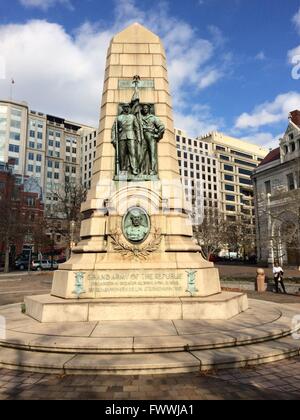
top-left (194, 210), bottom-right (228, 260)
top-left (47, 180), bottom-right (87, 259)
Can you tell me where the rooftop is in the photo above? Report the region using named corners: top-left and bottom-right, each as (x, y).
top-left (258, 147), bottom-right (280, 167)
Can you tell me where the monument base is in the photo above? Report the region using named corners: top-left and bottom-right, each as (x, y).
top-left (24, 292), bottom-right (248, 323)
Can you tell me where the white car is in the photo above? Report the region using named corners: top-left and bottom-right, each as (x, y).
top-left (31, 260), bottom-right (58, 271)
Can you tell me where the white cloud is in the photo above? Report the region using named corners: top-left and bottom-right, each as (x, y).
top-left (0, 0), bottom-right (229, 133)
top-left (292, 7), bottom-right (300, 34)
top-left (0, 20), bottom-right (111, 126)
top-left (255, 51), bottom-right (266, 61)
top-left (19, 0), bottom-right (73, 11)
top-left (240, 132), bottom-right (281, 150)
top-left (235, 92), bottom-right (300, 130)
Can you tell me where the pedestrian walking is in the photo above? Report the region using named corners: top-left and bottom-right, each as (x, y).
top-left (273, 262), bottom-right (287, 294)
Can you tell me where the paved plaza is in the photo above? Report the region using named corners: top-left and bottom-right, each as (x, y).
top-left (0, 358), bottom-right (299, 400)
top-left (0, 270), bottom-right (299, 400)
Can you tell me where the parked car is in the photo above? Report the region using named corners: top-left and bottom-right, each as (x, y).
top-left (15, 258), bottom-right (30, 271)
top-left (31, 260), bottom-right (58, 271)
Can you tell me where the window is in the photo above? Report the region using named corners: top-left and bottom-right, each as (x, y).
top-left (72, 148), bottom-right (77, 154)
top-left (29, 141), bottom-right (35, 149)
top-left (10, 120), bottom-right (21, 129)
top-left (66, 146), bottom-right (71, 153)
top-left (9, 144), bottom-right (19, 153)
top-left (29, 130), bottom-right (35, 138)
top-left (10, 132), bottom-right (20, 141)
top-left (48, 160), bottom-right (53, 168)
top-left (224, 165), bottom-right (234, 172)
top-left (28, 153), bottom-right (34, 161)
top-left (54, 173), bottom-right (59, 180)
top-left (239, 177), bottom-right (252, 186)
top-left (48, 130), bottom-right (54, 137)
top-left (37, 132), bottom-right (43, 140)
top-left (54, 161), bottom-right (60, 169)
top-left (8, 157), bottom-right (19, 166)
top-left (234, 159), bottom-right (257, 168)
top-left (226, 195), bottom-right (235, 202)
top-left (48, 140), bottom-right (54, 147)
top-left (220, 155), bottom-right (230, 161)
top-left (37, 143), bottom-right (42, 150)
top-left (47, 172), bottom-right (53, 179)
top-left (11, 108), bottom-right (22, 117)
top-left (287, 173), bottom-right (295, 191)
top-left (27, 164), bottom-right (34, 172)
top-left (36, 166), bottom-right (41, 173)
top-left (55, 141), bottom-right (60, 148)
top-left (56, 132), bottom-right (61, 138)
top-left (232, 151), bottom-right (253, 160)
top-left (265, 181), bottom-right (271, 194)
top-left (226, 205), bottom-right (235, 212)
top-left (36, 154), bottom-right (42, 162)
top-left (239, 168), bottom-right (253, 176)
top-left (225, 174), bottom-right (234, 182)
top-left (216, 146), bottom-right (226, 151)
top-left (225, 184), bottom-right (235, 192)
top-left (27, 197), bottom-right (35, 207)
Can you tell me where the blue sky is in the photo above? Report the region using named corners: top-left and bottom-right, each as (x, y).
top-left (1, 0), bottom-right (300, 149)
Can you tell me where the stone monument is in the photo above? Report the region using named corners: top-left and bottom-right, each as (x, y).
top-left (25, 23), bottom-right (248, 322)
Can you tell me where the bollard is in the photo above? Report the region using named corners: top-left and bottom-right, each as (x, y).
top-left (255, 268), bottom-right (266, 293)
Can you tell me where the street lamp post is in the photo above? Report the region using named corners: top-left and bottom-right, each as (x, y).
top-left (70, 220), bottom-right (75, 258)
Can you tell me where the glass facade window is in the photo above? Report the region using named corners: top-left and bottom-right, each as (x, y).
top-left (10, 132), bottom-right (20, 141)
top-left (224, 165), bottom-right (234, 172)
top-left (226, 205), bottom-right (236, 211)
top-left (9, 144), bottom-right (19, 153)
top-left (234, 159), bottom-right (257, 168)
top-left (225, 184), bottom-right (235, 192)
top-left (10, 120), bottom-right (21, 129)
top-left (238, 168), bottom-right (253, 176)
top-left (225, 174), bottom-right (234, 181)
top-left (226, 195), bottom-right (235, 202)
top-left (220, 155), bottom-right (230, 161)
top-left (239, 177), bottom-right (252, 186)
top-left (11, 108), bottom-right (22, 117)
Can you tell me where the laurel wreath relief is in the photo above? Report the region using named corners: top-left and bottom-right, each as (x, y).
top-left (110, 228), bottom-right (162, 260)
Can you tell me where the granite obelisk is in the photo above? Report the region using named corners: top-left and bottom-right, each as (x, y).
top-left (25, 23), bottom-right (248, 321)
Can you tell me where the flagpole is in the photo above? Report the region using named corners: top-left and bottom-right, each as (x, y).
top-left (10, 78), bottom-right (15, 100)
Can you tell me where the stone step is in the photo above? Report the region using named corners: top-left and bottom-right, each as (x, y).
top-left (193, 336), bottom-right (300, 371)
top-left (0, 316), bottom-right (295, 354)
top-left (0, 336), bottom-right (299, 375)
